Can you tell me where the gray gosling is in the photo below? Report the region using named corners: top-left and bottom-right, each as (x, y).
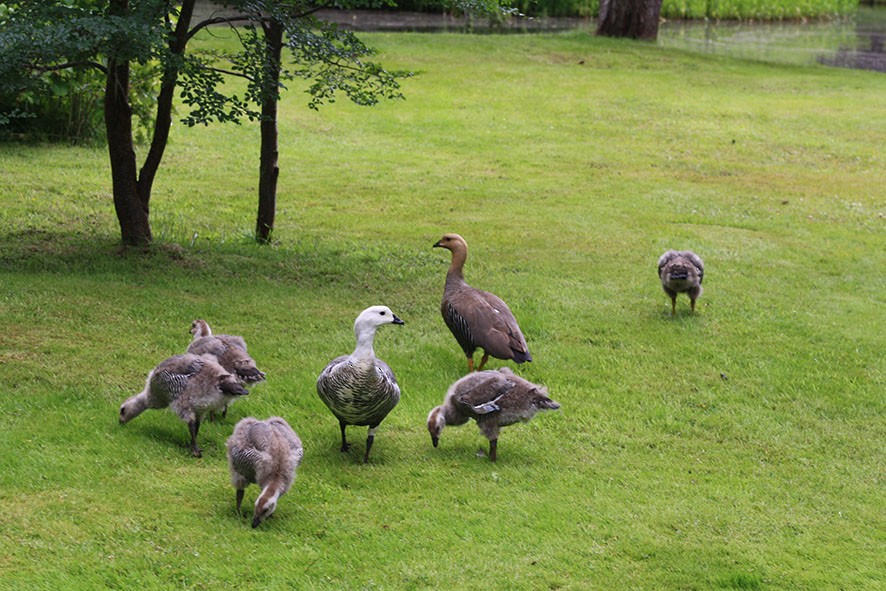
top-left (433, 233), bottom-right (532, 373)
top-left (119, 353), bottom-right (249, 457)
top-left (226, 416), bottom-right (304, 528)
top-left (657, 250), bottom-right (705, 314)
top-left (188, 319), bottom-right (266, 385)
top-left (316, 305), bottom-right (404, 463)
top-left (427, 367), bottom-right (560, 462)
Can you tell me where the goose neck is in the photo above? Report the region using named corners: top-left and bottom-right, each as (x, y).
top-left (446, 247), bottom-right (467, 281)
top-left (352, 327), bottom-right (377, 359)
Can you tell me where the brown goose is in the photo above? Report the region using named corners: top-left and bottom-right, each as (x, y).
top-left (433, 233), bottom-right (531, 373)
top-left (657, 250), bottom-right (705, 314)
top-left (426, 367), bottom-right (560, 462)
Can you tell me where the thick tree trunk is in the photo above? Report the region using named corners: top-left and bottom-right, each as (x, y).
top-left (105, 0), bottom-right (196, 247)
top-left (597, 0), bottom-right (662, 41)
top-left (105, 56), bottom-right (152, 247)
top-left (256, 19), bottom-right (283, 244)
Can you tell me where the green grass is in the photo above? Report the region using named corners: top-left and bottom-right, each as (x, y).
top-left (1, 31), bottom-right (884, 590)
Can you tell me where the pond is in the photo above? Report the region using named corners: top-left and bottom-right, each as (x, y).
top-left (657, 7), bottom-right (886, 71)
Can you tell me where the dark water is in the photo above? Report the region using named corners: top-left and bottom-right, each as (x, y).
top-left (657, 7), bottom-right (886, 71)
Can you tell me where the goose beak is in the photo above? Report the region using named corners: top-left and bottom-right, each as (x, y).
top-left (431, 435), bottom-right (439, 448)
top-left (251, 516), bottom-right (262, 528)
top-left (392, 314), bottom-right (405, 325)
top-left (432, 240), bottom-right (442, 248)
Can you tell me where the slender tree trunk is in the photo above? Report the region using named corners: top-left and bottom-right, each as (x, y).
top-left (256, 19), bottom-right (283, 244)
top-left (138, 0), bottom-right (196, 202)
top-left (597, 0), bottom-right (662, 41)
top-left (105, 31), bottom-right (151, 246)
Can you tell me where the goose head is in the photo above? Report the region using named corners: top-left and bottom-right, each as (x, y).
top-left (433, 233), bottom-right (468, 255)
top-left (252, 487), bottom-right (280, 528)
top-left (426, 406), bottom-right (446, 447)
top-left (119, 396), bottom-right (145, 424)
top-left (353, 305), bottom-right (404, 335)
top-left (190, 319), bottom-right (212, 339)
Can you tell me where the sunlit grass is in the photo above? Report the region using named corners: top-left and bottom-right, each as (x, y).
top-left (0, 31), bottom-right (883, 590)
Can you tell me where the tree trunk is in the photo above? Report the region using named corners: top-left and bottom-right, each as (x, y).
top-left (256, 19), bottom-right (284, 244)
top-left (597, 0), bottom-right (663, 41)
top-left (105, 0), bottom-right (196, 247)
top-left (138, 0), bottom-right (196, 204)
top-left (105, 55), bottom-right (152, 247)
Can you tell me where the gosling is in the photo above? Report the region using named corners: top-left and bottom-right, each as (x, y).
top-left (427, 367), bottom-right (560, 462)
top-left (657, 250), bottom-right (704, 314)
top-left (119, 353), bottom-right (248, 457)
top-left (188, 319), bottom-right (266, 385)
top-left (226, 416), bottom-right (304, 528)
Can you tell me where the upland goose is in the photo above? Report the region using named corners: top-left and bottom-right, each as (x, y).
top-left (657, 250), bottom-right (704, 314)
top-left (316, 305), bottom-right (404, 463)
top-left (433, 233), bottom-right (531, 372)
top-left (226, 416), bottom-right (304, 528)
top-left (427, 367), bottom-right (559, 462)
top-left (119, 353), bottom-right (249, 457)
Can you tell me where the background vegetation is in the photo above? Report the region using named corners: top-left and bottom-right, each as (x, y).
top-left (1, 30), bottom-right (884, 590)
top-left (395, 0), bottom-right (859, 19)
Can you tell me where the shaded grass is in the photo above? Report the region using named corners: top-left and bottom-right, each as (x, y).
top-left (1, 31), bottom-right (884, 590)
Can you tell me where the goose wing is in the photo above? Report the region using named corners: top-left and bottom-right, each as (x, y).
top-left (187, 336), bottom-right (228, 358)
top-left (453, 371), bottom-right (515, 417)
top-left (445, 285), bottom-right (530, 361)
top-left (150, 354), bottom-right (204, 404)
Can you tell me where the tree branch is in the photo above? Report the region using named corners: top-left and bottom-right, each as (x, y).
top-left (205, 65), bottom-right (257, 83)
top-left (31, 61), bottom-right (107, 75)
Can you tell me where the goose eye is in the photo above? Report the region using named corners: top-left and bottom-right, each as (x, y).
top-left (380, 311), bottom-right (386, 316)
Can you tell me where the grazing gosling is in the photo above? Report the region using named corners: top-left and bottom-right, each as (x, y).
top-left (226, 416), bottom-right (304, 528)
top-left (657, 250), bottom-right (705, 314)
top-left (188, 319), bottom-right (266, 385)
top-left (316, 305), bottom-right (404, 463)
top-left (427, 367), bottom-right (560, 462)
top-left (119, 353), bottom-right (248, 457)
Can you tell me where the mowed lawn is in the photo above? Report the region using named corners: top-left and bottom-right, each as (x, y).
top-left (0, 30), bottom-right (883, 591)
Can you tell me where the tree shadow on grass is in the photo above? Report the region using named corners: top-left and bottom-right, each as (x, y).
top-left (0, 227), bottom-right (440, 293)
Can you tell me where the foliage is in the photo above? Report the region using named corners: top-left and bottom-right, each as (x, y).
top-left (177, 2), bottom-right (410, 126)
top-left (0, 31), bottom-right (883, 590)
top-left (392, 0), bottom-right (856, 18)
top-left (660, 0), bottom-right (858, 20)
top-left (0, 0), bottom-right (411, 137)
top-left (0, 0), bottom-right (163, 143)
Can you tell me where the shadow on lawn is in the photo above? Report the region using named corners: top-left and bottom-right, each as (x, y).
top-left (0, 228), bottom-right (438, 293)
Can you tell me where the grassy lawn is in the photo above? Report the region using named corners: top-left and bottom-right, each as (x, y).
top-left (0, 31), bottom-right (883, 590)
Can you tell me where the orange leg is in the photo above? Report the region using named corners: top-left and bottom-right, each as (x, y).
top-left (467, 357), bottom-right (474, 373)
top-left (476, 353), bottom-right (490, 372)
top-left (671, 297), bottom-right (677, 315)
